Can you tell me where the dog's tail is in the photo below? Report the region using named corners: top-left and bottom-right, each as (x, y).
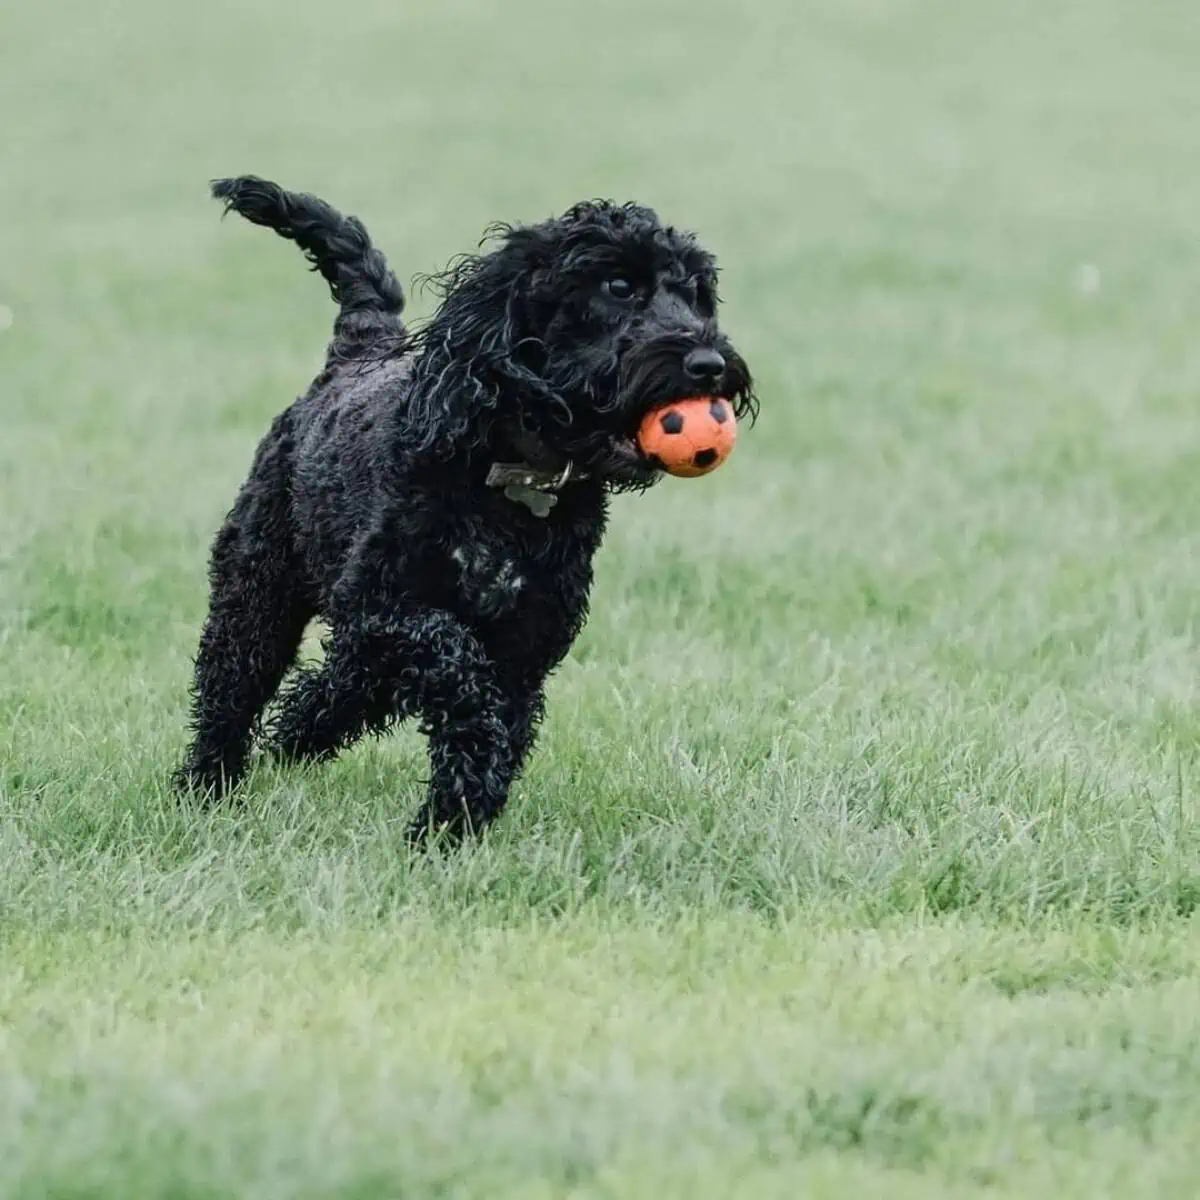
top-left (211, 175), bottom-right (405, 357)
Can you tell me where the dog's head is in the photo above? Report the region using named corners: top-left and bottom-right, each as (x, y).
top-left (406, 200), bottom-right (756, 490)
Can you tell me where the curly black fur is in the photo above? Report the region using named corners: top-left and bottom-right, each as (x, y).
top-left (177, 176), bottom-right (756, 842)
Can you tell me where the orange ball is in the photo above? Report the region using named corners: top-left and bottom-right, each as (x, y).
top-left (636, 396), bottom-right (738, 478)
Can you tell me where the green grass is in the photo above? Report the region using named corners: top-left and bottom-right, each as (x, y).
top-left (5, 0), bottom-right (1200, 1193)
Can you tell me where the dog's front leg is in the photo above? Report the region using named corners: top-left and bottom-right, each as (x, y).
top-left (268, 600), bottom-right (516, 842)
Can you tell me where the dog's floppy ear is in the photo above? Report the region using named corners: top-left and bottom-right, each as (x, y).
top-left (404, 226), bottom-right (561, 459)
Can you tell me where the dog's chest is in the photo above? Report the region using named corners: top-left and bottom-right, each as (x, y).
top-left (449, 543), bottom-right (532, 617)
top-left (447, 519), bottom-right (600, 668)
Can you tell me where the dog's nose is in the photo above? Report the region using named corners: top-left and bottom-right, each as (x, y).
top-left (683, 347), bottom-right (726, 383)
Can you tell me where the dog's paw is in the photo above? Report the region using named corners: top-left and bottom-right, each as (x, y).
top-left (451, 544), bottom-right (526, 618)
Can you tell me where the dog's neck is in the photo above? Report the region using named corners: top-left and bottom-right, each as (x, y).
top-left (485, 426), bottom-right (587, 518)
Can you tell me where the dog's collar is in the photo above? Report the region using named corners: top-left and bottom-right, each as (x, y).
top-left (485, 459), bottom-right (582, 518)
top-left (485, 427), bottom-right (588, 517)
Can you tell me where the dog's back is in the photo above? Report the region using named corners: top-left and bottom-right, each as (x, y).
top-left (289, 352), bottom-right (420, 599)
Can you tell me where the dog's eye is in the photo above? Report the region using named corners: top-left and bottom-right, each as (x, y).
top-left (603, 277), bottom-right (635, 302)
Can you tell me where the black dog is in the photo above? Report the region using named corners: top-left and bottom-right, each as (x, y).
top-left (177, 176), bottom-right (755, 841)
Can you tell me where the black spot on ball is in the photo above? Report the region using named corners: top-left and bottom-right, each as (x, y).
top-left (693, 448), bottom-right (718, 469)
top-left (709, 400), bottom-right (729, 424)
top-left (660, 410), bottom-right (685, 435)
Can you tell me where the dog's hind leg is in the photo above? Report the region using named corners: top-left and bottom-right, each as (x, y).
top-left (176, 416), bottom-right (313, 798)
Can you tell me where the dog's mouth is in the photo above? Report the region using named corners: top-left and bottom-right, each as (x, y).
top-left (501, 346), bottom-right (755, 496)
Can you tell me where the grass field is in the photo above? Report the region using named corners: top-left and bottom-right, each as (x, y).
top-left (5, 0), bottom-right (1200, 1194)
